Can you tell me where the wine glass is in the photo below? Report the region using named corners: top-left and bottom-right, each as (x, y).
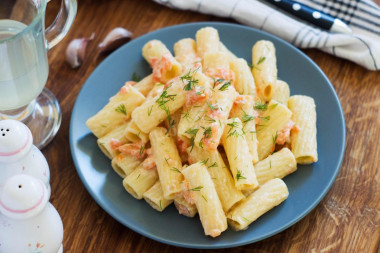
top-left (0, 0), bottom-right (77, 149)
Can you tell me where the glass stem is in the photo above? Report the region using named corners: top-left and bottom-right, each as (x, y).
top-left (0, 100), bottom-right (36, 121)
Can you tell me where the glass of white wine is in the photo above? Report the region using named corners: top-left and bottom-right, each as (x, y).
top-left (0, 0), bottom-right (77, 149)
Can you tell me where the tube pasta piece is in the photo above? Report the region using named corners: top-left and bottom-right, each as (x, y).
top-left (256, 100), bottom-right (292, 160)
top-left (202, 51), bottom-right (229, 71)
top-left (123, 163), bottom-right (158, 199)
top-left (143, 181), bottom-right (173, 212)
top-left (133, 74), bottom-right (155, 96)
top-left (97, 122), bottom-right (129, 159)
top-left (174, 196), bottom-right (198, 218)
top-left (194, 83), bottom-right (237, 151)
top-left (142, 40), bottom-right (182, 83)
top-left (221, 118), bottom-right (259, 191)
top-left (195, 27), bottom-right (220, 58)
top-left (187, 146), bottom-right (244, 212)
top-left (124, 121), bottom-right (149, 144)
top-left (272, 80), bottom-right (290, 105)
top-left (174, 38), bottom-right (199, 68)
top-left (288, 95), bottom-right (318, 164)
top-left (255, 148), bottom-right (297, 185)
top-left (86, 84), bottom-right (146, 138)
top-left (230, 95), bottom-right (259, 163)
top-left (252, 40), bottom-right (277, 101)
top-left (230, 58), bottom-right (256, 96)
top-left (149, 127), bottom-right (183, 200)
top-left (182, 162), bottom-right (227, 237)
top-left (219, 41), bottom-right (238, 62)
top-left (111, 153), bottom-right (142, 178)
top-left (227, 178), bottom-right (289, 231)
top-left (132, 80), bottom-right (186, 133)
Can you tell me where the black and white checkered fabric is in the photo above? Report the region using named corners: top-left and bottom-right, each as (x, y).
top-left (154, 0), bottom-right (380, 70)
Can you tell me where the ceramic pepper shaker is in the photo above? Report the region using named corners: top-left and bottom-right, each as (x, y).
top-left (0, 120), bottom-right (50, 196)
top-left (0, 174), bottom-right (63, 253)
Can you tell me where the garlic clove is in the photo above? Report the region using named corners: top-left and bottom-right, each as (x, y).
top-left (98, 27), bottom-right (132, 53)
top-left (65, 33), bottom-right (95, 68)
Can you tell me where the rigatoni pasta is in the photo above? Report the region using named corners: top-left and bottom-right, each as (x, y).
top-left (87, 26), bottom-right (318, 238)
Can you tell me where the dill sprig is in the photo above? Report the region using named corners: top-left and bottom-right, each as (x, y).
top-left (188, 186), bottom-right (203, 191)
top-left (201, 126), bottom-right (212, 139)
top-left (181, 68), bottom-right (199, 91)
top-left (219, 80), bottom-right (232, 91)
top-left (236, 170), bottom-right (246, 181)
top-left (259, 115), bottom-right (270, 121)
top-left (159, 200), bottom-right (162, 209)
top-left (171, 167), bottom-right (181, 173)
top-left (185, 128), bottom-right (199, 152)
top-left (200, 158), bottom-right (209, 165)
top-left (242, 109), bottom-right (255, 124)
top-left (139, 145), bottom-right (145, 157)
top-left (202, 195), bottom-right (208, 202)
top-left (272, 131), bottom-right (278, 145)
top-left (212, 78), bottom-right (225, 88)
top-left (208, 162), bottom-right (218, 168)
top-left (254, 101), bottom-right (268, 111)
top-left (132, 72), bottom-right (140, 82)
top-left (115, 104), bottom-right (127, 115)
top-left (204, 115), bottom-right (216, 123)
top-left (155, 85), bottom-right (176, 134)
top-left (207, 101), bottom-right (218, 111)
top-left (147, 105), bottom-right (153, 116)
top-left (257, 56), bottom-right (266, 65)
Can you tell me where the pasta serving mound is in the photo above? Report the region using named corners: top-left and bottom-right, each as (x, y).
top-left (86, 27), bottom-right (318, 238)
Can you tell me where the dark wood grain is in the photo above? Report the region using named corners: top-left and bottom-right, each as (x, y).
top-left (43, 0), bottom-right (380, 252)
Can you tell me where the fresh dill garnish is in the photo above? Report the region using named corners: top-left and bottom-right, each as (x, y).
top-left (159, 200), bottom-right (162, 209)
top-left (200, 158), bottom-right (209, 165)
top-left (204, 115), bottom-right (216, 123)
top-left (254, 101), bottom-right (268, 111)
top-left (227, 120), bottom-right (239, 130)
top-left (185, 128), bottom-right (199, 136)
top-left (201, 126), bottom-right (212, 139)
top-left (218, 80), bottom-right (232, 91)
top-left (202, 195), bottom-right (208, 202)
top-left (227, 130), bottom-right (241, 138)
top-left (270, 103), bottom-right (278, 109)
top-left (242, 109), bottom-right (255, 124)
top-left (139, 145), bottom-right (145, 157)
top-left (137, 174), bottom-right (141, 180)
top-left (115, 104), bottom-right (127, 115)
top-left (196, 91), bottom-right (203, 96)
top-left (188, 186), bottom-right (203, 191)
top-left (257, 56), bottom-right (266, 65)
top-left (164, 157), bottom-right (170, 165)
top-left (156, 85), bottom-right (176, 109)
top-left (272, 131), bottom-right (278, 145)
top-left (259, 116), bottom-right (270, 121)
top-left (147, 105), bottom-right (153, 116)
top-left (132, 72), bottom-right (140, 82)
top-left (208, 162), bottom-right (218, 168)
top-left (101, 124), bottom-right (107, 128)
top-left (181, 68), bottom-right (199, 91)
top-left (270, 160), bottom-right (272, 168)
top-left (182, 110), bottom-right (191, 121)
top-left (206, 101), bottom-right (218, 111)
top-left (212, 78), bottom-right (225, 88)
top-left (171, 167), bottom-right (181, 173)
top-left (236, 170), bottom-right (246, 181)
top-left (185, 128), bottom-right (199, 152)
top-left (166, 114), bottom-right (176, 134)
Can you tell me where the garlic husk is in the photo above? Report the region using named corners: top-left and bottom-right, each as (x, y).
top-left (65, 33), bottom-right (95, 68)
top-left (98, 27), bottom-right (132, 53)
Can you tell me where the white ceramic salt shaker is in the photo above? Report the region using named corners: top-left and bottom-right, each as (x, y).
top-left (0, 174), bottom-right (63, 253)
top-left (0, 120), bottom-right (50, 196)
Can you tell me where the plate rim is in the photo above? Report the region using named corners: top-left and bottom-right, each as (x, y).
top-left (69, 21), bottom-right (346, 249)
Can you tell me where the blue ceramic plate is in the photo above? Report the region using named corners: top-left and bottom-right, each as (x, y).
top-left (69, 22), bottom-right (346, 249)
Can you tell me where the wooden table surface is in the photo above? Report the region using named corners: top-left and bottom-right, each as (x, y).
top-left (44, 0), bottom-right (380, 252)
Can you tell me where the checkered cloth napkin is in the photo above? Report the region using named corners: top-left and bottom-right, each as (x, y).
top-left (154, 0), bottom-right (380, 71)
